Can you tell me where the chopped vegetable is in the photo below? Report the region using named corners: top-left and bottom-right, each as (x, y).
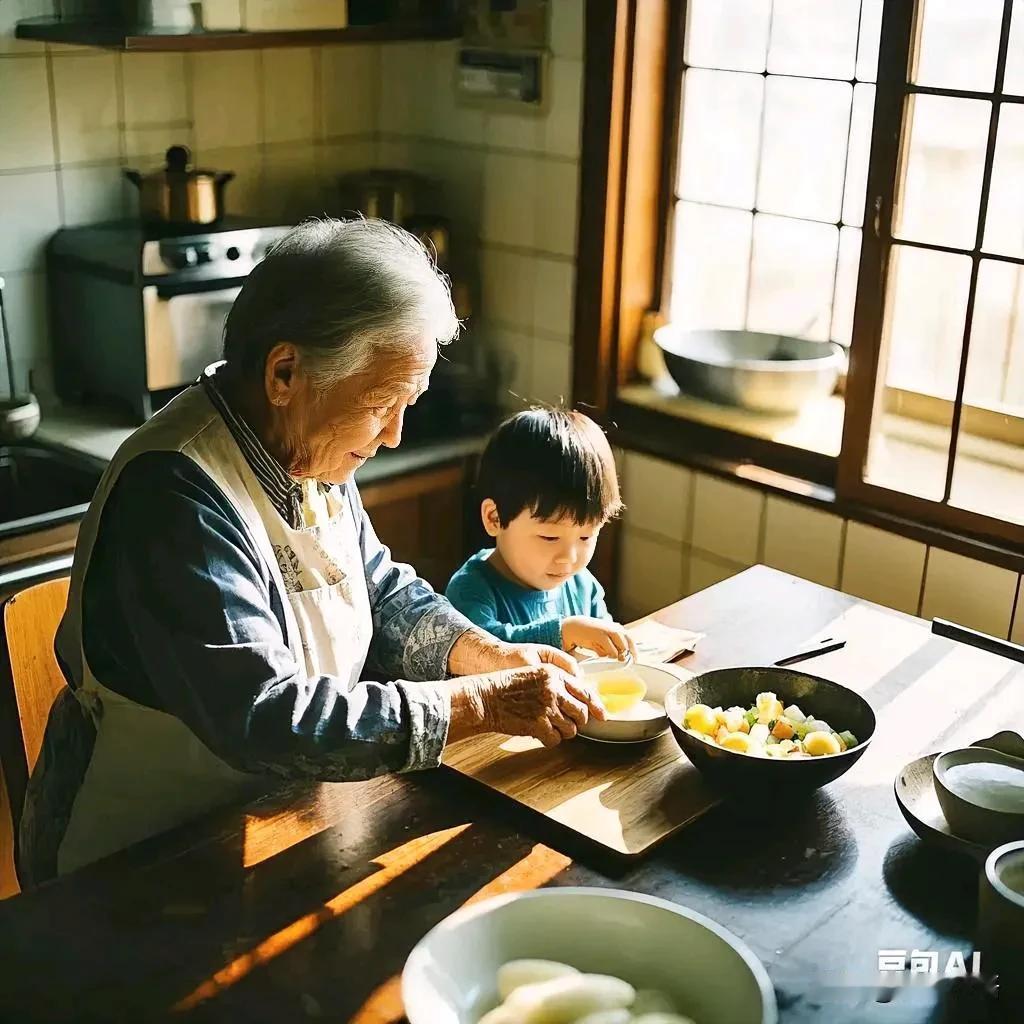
top-left (679, 692), bottom-right (859, 760)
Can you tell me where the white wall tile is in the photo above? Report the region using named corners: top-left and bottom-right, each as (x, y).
top-left (921, 548), bottom-right (1018, 637)
top-left (59, 162), bottom-right (129, 225)
top-left (416, 141), bottom-right (485, 243)
top-left (480, 247), bottom-right (535, 329)
top-left (123, 125), bottom-right (192, 163)
top-left (619, 528), bottom-right (686, 621)
top-left (487, 325), bottom-right (534, 408)
top-left (622, 451), bottom-right (693, 544)
top-left (317, 138), bottom-right (376, 211)
top-left (533, 256), bottom-right (575, 339)
top-left (841, 521), bottom-right (927, 615)
top-left (1012, 580), bottom-right (1023, 644)
top-left (191, 51), bottom-right (261, 151)
top-left (321, 44), bottom-right (379, 138)
top-left (0, 271), bottom-right (49, 381)
top-left (430, 41), bottom-right (486, 145)
top-left (51, 53), bottom-right (120, 163)
top-left (530, 336), bottom-right (572, 407)
top-left (692, 472), bottom-right (765, 564)
top-left (0, 171), bottom-right (61, 272)
top-left (122, 52), bottom-right (188, 125)
top-left (688, 550), bottom-right (746, 596)
top-left (0, 0), bottom-right (51, 53)
top-left (535, 159), bottom-right (579, 256)
top-left (261, 144), bottom-right (321, 222)
top-left (550, 0), bottom-right (584, 60)
top-left (0, 58), bottom-right (55, 171)
top-left (261, 48), bottom-right (316, 144)
top-left (200, 145), bottom-right (265, 217)
top-left (378, 42), bottom-right (433, 137)
top-left (485, 108), bottom-right (544, 152)
top-left (543, 58), bottom-right (583, 158)
top-left (763, 496), bottom-right (844, 588)
top-left (482, 152), bottom-right (537, 249)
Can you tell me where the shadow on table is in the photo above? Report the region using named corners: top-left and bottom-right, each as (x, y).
top-left (882, 833), bottom-right (979, 936)
top-left (655, 787), bottom-right (859, 894)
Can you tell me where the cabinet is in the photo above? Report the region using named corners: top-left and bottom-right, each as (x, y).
top-left (359, 461), bottom-right (470, 595)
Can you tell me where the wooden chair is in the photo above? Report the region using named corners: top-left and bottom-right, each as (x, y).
top-left (0, 576), bottom-right (71, 897)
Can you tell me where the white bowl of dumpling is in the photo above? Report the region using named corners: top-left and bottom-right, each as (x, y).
top-left (402, 887), bottom-right (777, 1024)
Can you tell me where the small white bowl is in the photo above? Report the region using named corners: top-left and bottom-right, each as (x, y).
top-left (578, 660), bottom-right (681, 743)
top-left (402, 887), bottom-right (778, 1024)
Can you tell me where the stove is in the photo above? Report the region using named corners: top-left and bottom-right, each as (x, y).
top-left (49, 217), bottom-right (291, 421)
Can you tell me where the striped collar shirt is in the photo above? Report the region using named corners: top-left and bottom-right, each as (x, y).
top-left (200, 364), bottom-right (305, 528)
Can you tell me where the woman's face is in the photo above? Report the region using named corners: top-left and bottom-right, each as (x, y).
top-left (269, 334), bottom-right (437, 484)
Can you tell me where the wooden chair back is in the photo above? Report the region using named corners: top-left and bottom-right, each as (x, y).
top-left (0, 576), bottom-right (71, 896)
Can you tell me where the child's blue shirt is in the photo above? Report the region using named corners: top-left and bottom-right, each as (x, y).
top-left (445, 548), bottom-right (609, 649)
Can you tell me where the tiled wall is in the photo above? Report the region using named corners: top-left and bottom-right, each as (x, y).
top-left (0, 0), bottom-right (582, 409)
top-left (369, 1), bottom-right (583, 408)
top-left (617, 450), bottom-right (1024, 641)
top-left (0, 0), bottom-right (379, 393)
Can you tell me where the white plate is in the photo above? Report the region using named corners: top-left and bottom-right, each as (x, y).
top-left (577, 660), bottom-right (682, 743)
top-left (402, 887), bottom-right (778, 1024)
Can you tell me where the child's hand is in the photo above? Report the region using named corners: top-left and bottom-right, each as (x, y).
top-left (562, 616), bottom-right (637, 660)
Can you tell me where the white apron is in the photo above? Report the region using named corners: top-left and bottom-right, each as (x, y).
top-left (55, 385), bottom-right (373, 875)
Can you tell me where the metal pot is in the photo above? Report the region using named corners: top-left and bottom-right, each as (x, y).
top-left (125, 145), bottom-right (234, 227)
top-left (655, 326), bottom-right (847, 414)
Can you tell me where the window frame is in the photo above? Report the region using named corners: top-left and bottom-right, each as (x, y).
top-left (574, 0), bottom-right (1024, 566)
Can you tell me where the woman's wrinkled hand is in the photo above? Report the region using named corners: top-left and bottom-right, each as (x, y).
top-left (496, 640), bottom-right (581, 677)
top-left (448, 665), bottom-right (605, 747)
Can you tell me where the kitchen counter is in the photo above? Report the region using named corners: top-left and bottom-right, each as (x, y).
top-left (35, 404), bottom-right (489, 485)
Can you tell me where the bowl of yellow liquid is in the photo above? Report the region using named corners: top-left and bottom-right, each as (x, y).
top-left (578, 660), bottom-right (683, 743)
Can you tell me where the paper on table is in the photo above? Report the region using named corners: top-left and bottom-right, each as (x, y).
top-left (628, 618), bottom-right (704, 664)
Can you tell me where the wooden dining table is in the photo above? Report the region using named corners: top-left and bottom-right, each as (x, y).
top-left (0, 565), bottom-right (1021, 1024)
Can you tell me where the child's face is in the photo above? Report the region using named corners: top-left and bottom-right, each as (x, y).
top-left (486, 505), bottom-right (604, 591)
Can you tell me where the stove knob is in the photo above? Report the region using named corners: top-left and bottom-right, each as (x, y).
top-left (171, 246), bottom-right (200, 269)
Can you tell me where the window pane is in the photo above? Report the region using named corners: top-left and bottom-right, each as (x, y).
top-left (962, 260), bottom-right (1024, 411)
top-left (831, 226), bottom-right (862, 345)
top-left (856, 0), bottom-right (883, 83)
top-left (757, 77), bottom-right (852, 222)
top-left (670, 202), bottom-right (753, 329)
top-left (983, 103), bottom-right (1024, 259)
top-left (842, 83), bottom-right (875, 226)
top-left (951, 269), bottom-right (1024, 520)
top-left (912, 0), bottom-right (1002, 93)
top-left (684, 0), bottom-right (772, 73)
top-left (677, 69), bottom-right (763, 208)
top-left (746, 214), bottom-right (838, 340)
top-left (1006, 0), bottom-right (1024, 95)
top-left (895, 95), bottom-right (990, 249)
top-left (766, 0), bottom-right (860, 80)
top-left (884, 246), bottom-right (971, 398)
top-left (867, 247), bottom-right (971, 499)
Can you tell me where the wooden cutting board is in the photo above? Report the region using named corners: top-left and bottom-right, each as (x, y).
top-left (441, 665), bottom-right (722, 857)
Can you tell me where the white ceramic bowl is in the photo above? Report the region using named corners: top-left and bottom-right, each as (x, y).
top-left (402, 887), bottom-right (778, 1024)
top-left (577, 660), bottom-right (680, 743)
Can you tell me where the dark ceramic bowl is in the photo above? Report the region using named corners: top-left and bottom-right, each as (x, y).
top-left (663, 666), bottom-right (876, 795)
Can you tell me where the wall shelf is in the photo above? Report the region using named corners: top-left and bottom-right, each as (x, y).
top-left (14, 15), bottom-right (459, 52)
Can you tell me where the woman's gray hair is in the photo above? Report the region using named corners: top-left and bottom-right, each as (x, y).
top-left (222, 217), bottom-right (460, 390)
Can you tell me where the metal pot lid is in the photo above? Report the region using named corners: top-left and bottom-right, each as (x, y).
top-left (132, 145), bottom-right (227, 182)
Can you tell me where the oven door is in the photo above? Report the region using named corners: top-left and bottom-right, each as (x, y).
top-left (142, 282), bottom-right (242, 392)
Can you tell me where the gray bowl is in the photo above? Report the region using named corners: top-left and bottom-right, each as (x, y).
top-left (654, 327), bottom-right (845, 414)
top-left (933, 746), bottom-right (1024, 846)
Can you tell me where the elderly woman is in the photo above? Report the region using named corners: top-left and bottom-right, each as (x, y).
top-left (20, 219), bottom-right (601, 885)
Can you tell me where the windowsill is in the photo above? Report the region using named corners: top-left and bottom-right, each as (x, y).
top-left (618, 379), bottom-right (845, 457)
top-left (611, 381), bottom-right (1024, 573)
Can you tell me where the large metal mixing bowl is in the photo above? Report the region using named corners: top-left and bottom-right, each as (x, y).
top-left (654, 327), bottom-right (845, 414)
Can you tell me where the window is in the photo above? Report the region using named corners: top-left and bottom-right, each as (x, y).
top-left (575, 0), bottom-right (1024, 555)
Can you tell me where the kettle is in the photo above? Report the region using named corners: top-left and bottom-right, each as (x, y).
top-left (125, 145), bottom-right (234, 227)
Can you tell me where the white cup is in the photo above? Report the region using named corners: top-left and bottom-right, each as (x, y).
top-left (978, 840), bottom-right (1024, 1020)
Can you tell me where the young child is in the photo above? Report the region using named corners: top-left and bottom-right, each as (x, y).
top-left (446, 408), bottom-right (636, 660)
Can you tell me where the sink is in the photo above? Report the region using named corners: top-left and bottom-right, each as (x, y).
top-left (0, 443), bottom-right (105, 538)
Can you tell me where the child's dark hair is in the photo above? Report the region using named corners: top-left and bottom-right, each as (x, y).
top-left (476, 408), bottom-right (623, 526)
